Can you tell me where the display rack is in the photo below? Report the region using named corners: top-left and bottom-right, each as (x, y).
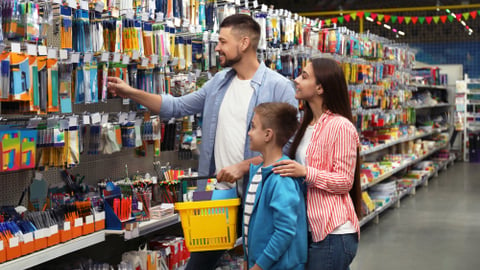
top-left (104, 214), bottom-right (180, 240)
top-left (0, 231), bottom-right (105, 270)
top-left (362, 143), bottom-right (449, 190)
top-left (360, 153), bottom-right (455, 227)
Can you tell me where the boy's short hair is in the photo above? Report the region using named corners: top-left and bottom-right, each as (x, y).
top-left (219, 14), bottom-right (260, 50)
top-left (254, 102), bottom-right (299, 147)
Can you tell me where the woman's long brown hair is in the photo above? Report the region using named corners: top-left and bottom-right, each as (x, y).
top-left (289, 58), bottom-right (363, 219)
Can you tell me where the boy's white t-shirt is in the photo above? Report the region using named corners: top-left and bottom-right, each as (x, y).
top-left (214, 75), bottom-right (254, 192)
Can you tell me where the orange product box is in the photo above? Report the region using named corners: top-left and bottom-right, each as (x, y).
top-left (83, 215), bottom-right (95, 235)
top-left (72, 217), bottom-right (83, 238)
top-left (47, 225), bottom-right (60, 247)
top-left (34, 229), bottom-right (48, 251)
top-left (94, 212), bottom-right (106, 231)
top-left (0, 238), bottom-right (6, 263)
top-left (6, 236), bottom-right (21, 261)
top-left (60, 221), bottom-right (72, 243)
top-left (21, 232), bottom-right (35, 256)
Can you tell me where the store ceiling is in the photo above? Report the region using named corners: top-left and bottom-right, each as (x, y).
top-left (260, 0), bottom-right (480, 42)
top-left (261, 0), bottom-right (480, 13)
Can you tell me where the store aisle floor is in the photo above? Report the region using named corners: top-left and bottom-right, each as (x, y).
top-left (351, 161), bottom-right (480, 270)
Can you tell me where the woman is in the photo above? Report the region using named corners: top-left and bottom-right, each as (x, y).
top-left (272, 57), bottom-right (362, 270)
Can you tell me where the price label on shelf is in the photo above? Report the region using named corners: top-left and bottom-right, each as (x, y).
top-left (142, 12), bottom-right (149, 21)
top-left (27, 44), bottom-right (37, 56)
top-left (53, 0), bottom-right (62, 4)
top-left (69, 116), bottom-right (78, 127)
top-left (23, 232), bottom-right (34, 243)
top-left (68, 0), bottom-right (77, 9)
top-left (71, 52), bottom-right (80, 63)
top-left (80, 0), bottom-right (89, 10)
top-left (64, 221), bottom-right (71, 231)
top-left (95, 1), bottom-right (104, 12)
top-left (43, 227), bottom-right (52, 237)
top-left (74, 217), bottom-right (83, 227)
top-left (174, 17), bottom-right (181, 27)
top-left (261, 4), bottom-right (268, 12)
top-left (101, 52), bottom-right (110, 62)
top-left (38, 45), bottom-right (47, 56)
top-left (60, 49), bottom-right (68, 60)
top-left (235, 0), bottom-right (240, 6)
top-left (9, 237), bottom-right (19, 248)
top-left (119, 112), bottom-right (128, 124)
top-left (113, 53), bottom-right (121, 63)
top-left (156, 12), bottom-right (164, 22)
top-left (101, 113), bottom-right (109, 125)
top-left (122, 54), bottom-right (130, 65)
top-left (128, 111), bottom-right (137, 121)
top-left (48, 48), bottom-right (57, 59)
top-left (84, 52), bottom-right (93, 63)
top-left (91, 113), bottom-right (101, 124)
top-left (82, 114), bottom-right (90, 125)
top-left (86, 215), bottom-right (94, 224)
top-left (151, 55), bottom-right (158, 65)
top-left (50, 224), bottom-right (59, 235)
top-left (132, 50), bottom-right (140, 60)
top-left (141, 57), bottom-right (149, 67)
top-left (11, 42), bottom-right (21, 53)
top-left (253, 0), bottom-right (258, 8)
top-left (34, 229), bottom-right (44, 239)
top-left (170, 57), bottom-right (178, 66)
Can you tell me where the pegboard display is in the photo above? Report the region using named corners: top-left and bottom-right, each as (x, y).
top-left (0, 146), bottom-right (198, 206)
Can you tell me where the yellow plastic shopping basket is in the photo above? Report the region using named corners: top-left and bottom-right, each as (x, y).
top-left (175, 198), bottom-right (241, 252)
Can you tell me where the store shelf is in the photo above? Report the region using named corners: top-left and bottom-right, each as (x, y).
top-left (0, 231), bottom-right (105, 270)
top-left (105, 214), bottom-right (180, 239)
top-left (413, 84), bottom-right (448, 90)
top-left (360, 129), bottom-right (447, 157)
top-left (361, 143), bottom-right (448, 190)
top-left (411, 103), bottom-right (452, 109)
top-left (360, 155), bottom-right (450, 227)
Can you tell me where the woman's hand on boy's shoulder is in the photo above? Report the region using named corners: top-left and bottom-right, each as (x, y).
top-left (272, 160), bottom-right (307, 178)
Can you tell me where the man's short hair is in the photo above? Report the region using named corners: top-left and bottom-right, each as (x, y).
top-left (220, 14), bottom-right (260, 50)
top-left (254, 103), bottom-right (299, 147)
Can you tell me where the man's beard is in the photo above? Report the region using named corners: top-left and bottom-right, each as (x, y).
top-left (220, 50), bottom-right (242, 67)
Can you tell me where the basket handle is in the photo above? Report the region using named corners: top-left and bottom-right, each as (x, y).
top-left (177, 175), bottom-right (216, 202)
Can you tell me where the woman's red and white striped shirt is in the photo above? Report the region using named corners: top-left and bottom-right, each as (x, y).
top-left (304, 110), bottom-right (360, 242)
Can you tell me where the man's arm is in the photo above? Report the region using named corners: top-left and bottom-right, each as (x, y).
top-left (217, 156), bottom-right (263, 183)
top-left (108, 77), bottom-right (163, 114)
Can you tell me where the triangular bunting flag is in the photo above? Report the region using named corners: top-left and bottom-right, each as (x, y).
top-left (371, 13), bottom-right (377, 20)
top-left (391, 16), bottom-right (397, 23)
top-left (357, 11), bottom-right (364, 18)
top-left (325, 19), bottom-right (331, 25)
top-left (405, 17), bottom-right (411, 24)
top-left (411, 16), bottom-right (418, 24)
top-left (440, 15), bottom-right (447, 23)
top-left (378, 14), bottom-right (384, 21)
top-left (364, 12), bottom-right (370, 18)
top-left (463, 12), bottom-right (470, 20)
top-left (425, 16), bottom-right (432, 24)
top-left (331, 17), bottom-right (338, 24)
top-left (351, 13), bottom-right (357, 21)
top-left (471, 11), bottom-right (477, 19)
top-left (433, 16), bottom-right (440, 23)
top-left (448, 14), bottom-right (454, 22)
top-left (344, 14), bottom-right (351, 22)
top-left (384, 15), bottom-right (391, 23)
top-left (418, 17), bottom-right (425, 24)
top-left (456, 14), bottom-right (462, 21)
top-left (397, 16), bottom-right (404, 24)
top-left (338, 17), bottom-right (344, 24)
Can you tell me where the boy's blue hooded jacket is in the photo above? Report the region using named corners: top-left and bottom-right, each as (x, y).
top-left (243, 155), bottom-right (308, 270)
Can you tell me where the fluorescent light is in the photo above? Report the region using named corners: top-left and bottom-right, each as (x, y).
top-left (366, 17), bottom-right (374, 22)
top-left (446, 9), bottom-right (451, 13)
top-left (398, 31), bottom-right (405, 36)
top-left (384, 24), bottom-right (391, 30)
top-left (461, 21), bottom-right (466, 26)
top-left (451, 12), bottom-right (456, 17)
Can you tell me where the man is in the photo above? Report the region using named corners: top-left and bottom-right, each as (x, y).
top-left (108, 14), bottom-right (297, 270)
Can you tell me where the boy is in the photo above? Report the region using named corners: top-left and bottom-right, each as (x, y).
top-left (243, 102), bottom-right (307, 270)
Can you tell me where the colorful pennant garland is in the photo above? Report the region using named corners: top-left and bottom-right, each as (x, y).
top-left (315, 9), bottom-right (480, 27)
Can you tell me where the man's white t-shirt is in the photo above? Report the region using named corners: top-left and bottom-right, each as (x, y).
top-left (215, 75), bottom-right (254, 191)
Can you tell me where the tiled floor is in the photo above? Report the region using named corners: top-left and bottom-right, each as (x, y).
top-left (351, 161), bottom-right (480, 270)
